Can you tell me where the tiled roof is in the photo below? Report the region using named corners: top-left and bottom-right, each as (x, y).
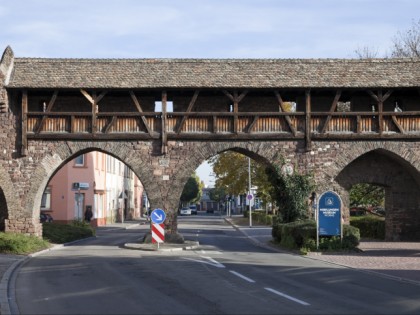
top-left (6, 57), bottom-right (420, 89)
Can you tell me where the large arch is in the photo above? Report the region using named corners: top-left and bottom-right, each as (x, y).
top-left (335, 148), bottom-right (420, 241)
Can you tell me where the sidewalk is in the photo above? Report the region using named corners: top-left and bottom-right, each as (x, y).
top-left (1, 217), bottom-right (420, 314)
top-left (226, 216), bottom-right (420, 285)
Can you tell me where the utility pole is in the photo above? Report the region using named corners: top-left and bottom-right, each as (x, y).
top-left (248, 157), bottom-right (252, 228)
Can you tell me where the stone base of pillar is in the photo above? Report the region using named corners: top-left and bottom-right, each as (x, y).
top-left (5, 218), bottom-right (42, 237)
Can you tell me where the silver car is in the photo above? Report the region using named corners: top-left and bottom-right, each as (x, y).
top-left (179, 207), bottom-right (191, 215)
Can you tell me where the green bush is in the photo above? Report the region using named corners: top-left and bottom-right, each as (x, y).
top-left (0, 232), bottom-right (50, 255)
top-left (42, 222), bottom-right (95, 244)
top-left (244, 210), bottom-right (274, 226)
top-left (350, 216), bottom-right (385, 239)
top-left (272, 220), bottom-right (360, 253)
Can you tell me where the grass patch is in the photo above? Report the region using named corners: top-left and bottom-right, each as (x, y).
top-left (0, 220), bottom-right (96, 255)
top-left (0, 232), bottom-right (50, 255)
top-left (42, 221), bottom-right (95, 244)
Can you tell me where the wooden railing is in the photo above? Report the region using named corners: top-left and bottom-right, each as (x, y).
top-left (25, 111), bottom-right (420, 140)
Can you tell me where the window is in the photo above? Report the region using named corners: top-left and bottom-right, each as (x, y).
top-left (75, 154), bottom-right (85, 167)
top-left (41, 187), bottom-right (51, 210)
top-left (154, 101), bottom-right (174, 112)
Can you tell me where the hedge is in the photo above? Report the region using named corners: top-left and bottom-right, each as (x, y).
top-left (272, 219), bottom-right (360, 252)
top-left (350, 216), bottom-right (385, 240)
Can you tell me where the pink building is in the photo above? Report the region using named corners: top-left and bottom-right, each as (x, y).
top-left (41, 151), bottom-right (144, 226)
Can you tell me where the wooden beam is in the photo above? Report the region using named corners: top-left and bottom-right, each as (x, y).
top-left (35, 90), bottom-right (58, 134)
top-left (320, 90), bottom-right (341, 134)
top-left (391, 115), bottom-right (405, 134)
top-left (104, 116), bottom-right (117, 133)
top-left (21, 90), bottom-right (28, 156)
top-left (176, 90), bottom-right (199, 134)
top-left (161, 91), bottom-right (168, 155)
top-left (92, 91), bottom-right (97, 134)
top-left (80, 89), bottom-right (94, 104)
top-left (378, 90), bottom-right (383, 135)
top-left (305, 90), bottom-right (312, 151)
top-left (274, 91), bottom-right (297, 136)
top-left (223, 90), bottom-right (248, 134)
top-left (129, 91), bottom-right (152, 135)
top-left (246, 116), bottom-right (259, 133)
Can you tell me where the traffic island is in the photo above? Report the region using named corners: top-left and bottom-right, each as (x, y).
top-left (123, 240), bottom-right (199, 252)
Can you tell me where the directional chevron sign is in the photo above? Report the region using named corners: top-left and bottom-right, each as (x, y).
top-left (151, 223), bottom-right (165, 244)
top-left (151, 208), bottom-right (166, 224)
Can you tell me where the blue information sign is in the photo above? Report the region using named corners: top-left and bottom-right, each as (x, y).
top-left (317, 191), bottom-right (342, 236)
top-left (151, 208), bottom-right (166, 224)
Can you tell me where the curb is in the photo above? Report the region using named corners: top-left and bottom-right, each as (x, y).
top-left (0, 257), bottom-right (27, 315)
top-left (0, 235), bottom-right (97, 315)
top-left (123, 240), bottom-right (200, 252)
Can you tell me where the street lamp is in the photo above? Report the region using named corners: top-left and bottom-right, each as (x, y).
top-left (248, 157), bottom-right (252, 228)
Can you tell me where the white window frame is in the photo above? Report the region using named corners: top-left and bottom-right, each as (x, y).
top-left (41, 187), bottom-right (51, 210)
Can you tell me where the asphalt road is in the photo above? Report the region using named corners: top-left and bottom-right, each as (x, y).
top-left (10, 215), bottom-right (420, 314)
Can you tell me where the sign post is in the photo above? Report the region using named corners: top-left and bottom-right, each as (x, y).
top-left (316, 191), bottom-right (342, 249)
top-left (247, 193), bottom-right (253, 227)
top-left (150, 208), bottom-right (166, 248)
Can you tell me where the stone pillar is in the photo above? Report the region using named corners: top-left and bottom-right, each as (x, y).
top-left (5, 217), bottom-right (42, 237)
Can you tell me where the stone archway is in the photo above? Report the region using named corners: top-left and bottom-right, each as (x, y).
top-left (335, 148), bottom-right (420, 241)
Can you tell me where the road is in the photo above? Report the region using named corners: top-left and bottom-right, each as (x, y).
top-left (11, 215), bottom-right (420, 314)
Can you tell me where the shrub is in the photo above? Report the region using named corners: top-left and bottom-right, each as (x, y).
top-left (43, 222), bottom-right (95, 244)
top-left (350, 216), bottom-right (385, 239)
top-left (272, 220), bottom-right (360, 253)
top-left (0, 232), bottom-right (50, 255)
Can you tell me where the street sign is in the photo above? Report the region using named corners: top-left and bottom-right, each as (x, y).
top-left (317, 191), bottom-right (342, 236)
top-left (151, 208), bottom-right (166, 224)
top-left (247, 194), bottom-right (253, 200)
top-left (151, 223), bottom-right (165, 244)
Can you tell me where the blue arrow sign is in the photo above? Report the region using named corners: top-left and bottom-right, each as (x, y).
top-left (151, 208), bottom-right (166, 224)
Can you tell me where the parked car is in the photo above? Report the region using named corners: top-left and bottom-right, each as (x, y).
top-left (179, 207), bottom-right (191, 216)
top-left (189, 205), bottom-right (198, 215)
top-left (40, 213), bottom-right (53, 223)
top-left (372, 207), bottom-right (386, 216)
top-left (350, 207), bottom-right (367, 216)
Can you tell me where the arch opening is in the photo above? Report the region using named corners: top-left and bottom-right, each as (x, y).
top-left (336, 149), bottom-right (420, 241)
top-left (37, 149), bottom-right (147, 228)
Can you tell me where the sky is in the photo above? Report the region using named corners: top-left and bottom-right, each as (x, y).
top-left (1, 0), bottom-right (419, 186)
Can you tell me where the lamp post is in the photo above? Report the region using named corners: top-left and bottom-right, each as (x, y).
top-left (77, 187), bottom-right (81, 220)
top-left (248, 157), bottom-right (252, 228)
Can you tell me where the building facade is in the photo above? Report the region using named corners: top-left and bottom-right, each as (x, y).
top-left (42, 151), bottom-right (144, 226)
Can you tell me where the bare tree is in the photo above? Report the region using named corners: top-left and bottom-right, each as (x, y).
top-left (354, 45), bottom-right (379, 59)
top-left (391, 19), bottom-right (420, 58)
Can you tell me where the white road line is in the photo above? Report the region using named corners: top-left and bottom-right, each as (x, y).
top-left (229, 270), bottom-right (255, 283)
top-left (182, 256), bottom-right (225, 268)
top-left (264, 287), bottom-right (310, 306)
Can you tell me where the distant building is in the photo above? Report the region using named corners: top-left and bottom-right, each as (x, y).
top-left (41, 152), bottom-right (144, 226)
top-left (199, 188), bottom-right (219, 212)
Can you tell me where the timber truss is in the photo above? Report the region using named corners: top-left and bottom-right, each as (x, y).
top-left (19, 87), bottom-right (420, 155)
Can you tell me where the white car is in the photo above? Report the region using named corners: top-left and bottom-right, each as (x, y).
top-left (179, 207), bottom-right (191, 216)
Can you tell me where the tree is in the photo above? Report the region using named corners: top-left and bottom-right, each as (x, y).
top-left (209, 151), bottom-right (274, 209)
top-left (354, 46), bottom-right (379, 59)
top-left (391, 19), bottom-right (420, 58)
top-left (349, 183), bottom-right (385, 208)
top-left (354, 19), bottom-right (420, 58)
top-left (210, 151), bottom-right (251, 196)
top-left (209, 186), bottom-right (227, 204)
top-left (266, 166), bottom-right (314, 223)
top-left (180, 173), bottom-right (202, 205)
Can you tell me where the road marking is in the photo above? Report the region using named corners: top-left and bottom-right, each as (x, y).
top-left (183, 256), bottom-right (225, 268)
top-left (229, 270), bottom-right (255, 283)
top-left (264, 287), bottom-right (310, 306)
